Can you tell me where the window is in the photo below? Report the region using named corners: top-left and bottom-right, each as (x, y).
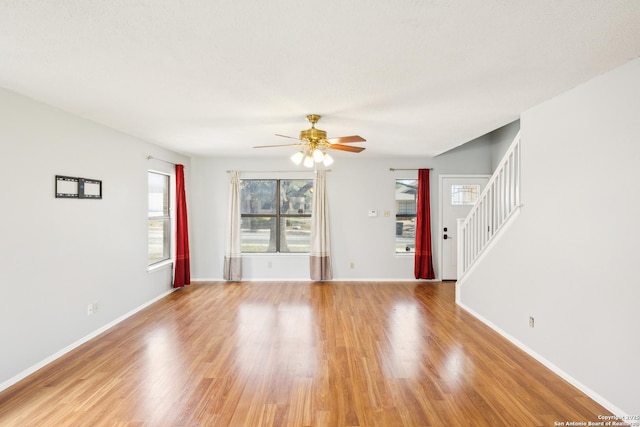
top-left (240, 179), bottom-right (313, 253)
top-left (148, 172), bottom-right (170, 265)
top-left (396, 179), bottom-right (417, 253)
top-left (451, 184), bottom-right (480, 205)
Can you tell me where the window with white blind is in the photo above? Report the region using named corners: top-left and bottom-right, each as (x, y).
top-left (148, 172), bottom-right (170, 265)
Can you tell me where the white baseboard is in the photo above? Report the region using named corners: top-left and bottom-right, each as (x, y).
top-left (0, 288), bottom-right (177, 393)
top-left (456, 300), bottom-right (628, 418)
top-left (191, 278), bottom-right (440, 283)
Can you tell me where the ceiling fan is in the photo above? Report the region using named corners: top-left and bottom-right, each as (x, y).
top-left (253, 114), bottom-right (366, 167)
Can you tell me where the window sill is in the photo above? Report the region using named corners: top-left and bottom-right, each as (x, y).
top-left (242, 253), bottom-right (309, 257)
top-left (147, 259), bottom-right (173, 272)
top-left (395, 252), bottom-right (415, 257)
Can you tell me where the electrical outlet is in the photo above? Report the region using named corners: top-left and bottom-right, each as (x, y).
top-left (383, 210), bottom-right (391, 217)
top-left (529, 316), bottom-right (535, 328)
top-left (267, 261), bottom-right (272, 268)
top-left (349, 262), bottom-right (355, 269)
top-left (87, 302), bottom-right (99, 316)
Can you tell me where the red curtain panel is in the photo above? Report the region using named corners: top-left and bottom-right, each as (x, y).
top-left (173, 164), bottom-right (191, 288)
top-left (414, 169), bottom-right (435, 279)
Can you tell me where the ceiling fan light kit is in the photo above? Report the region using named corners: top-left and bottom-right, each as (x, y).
top-left (291, 147), bottom-right (334, 168)
top-left (254, 114), bottom-right (366, 167)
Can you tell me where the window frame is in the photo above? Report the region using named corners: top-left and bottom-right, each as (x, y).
top-left (240, 178), bottom-right (313, 253)
top-left (148, 171), bottom-right (171, 266)
top-left (395, 178), bottom-right (418, 254)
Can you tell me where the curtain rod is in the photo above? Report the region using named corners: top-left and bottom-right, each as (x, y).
top-left (389, 168), bottom-right (433, 171)
top-left (147, 155), bottom-right (177, 165)
top-left (226, 169), bottom-right (331, 173)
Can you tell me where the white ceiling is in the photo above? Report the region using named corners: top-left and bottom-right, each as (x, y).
top-left (2, 1), bottom-right (640, 158)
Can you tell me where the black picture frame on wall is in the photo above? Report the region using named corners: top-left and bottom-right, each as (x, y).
top-left (55, 175), bottom-right (102, 199)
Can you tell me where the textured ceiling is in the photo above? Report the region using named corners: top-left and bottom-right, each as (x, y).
top-left (1, 1), bottom-right (640, 158)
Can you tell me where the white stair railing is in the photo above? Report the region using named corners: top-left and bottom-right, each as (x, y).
top-left (458, 132), bottom-right (521, 277)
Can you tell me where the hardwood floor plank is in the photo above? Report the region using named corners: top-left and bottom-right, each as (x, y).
top-left (0, 281), bottom-right (613, 426)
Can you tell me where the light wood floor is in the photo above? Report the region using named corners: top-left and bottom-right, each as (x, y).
top-left (0, 281), bottom-right (611, 426)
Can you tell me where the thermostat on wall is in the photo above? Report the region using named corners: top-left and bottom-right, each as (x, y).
top-left (368, 209), bottom-right (378, 217)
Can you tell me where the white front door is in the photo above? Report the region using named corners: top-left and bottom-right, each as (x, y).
top-left (440, 176), bottom-right (489, 281)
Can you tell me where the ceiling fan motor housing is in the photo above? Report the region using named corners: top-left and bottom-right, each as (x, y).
top-left (299, 127), bottom-right (327, 143)
top-left (300, 113), bottom-right (328, 147)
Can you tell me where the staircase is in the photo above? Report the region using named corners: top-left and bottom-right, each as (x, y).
top-left (457, 132), bottom-right (522, 278)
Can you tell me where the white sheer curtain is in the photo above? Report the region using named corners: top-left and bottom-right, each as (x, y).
top-left (310, 170), bottom-right (332, 280)
top-left (224, 171), bottom-right (242, 281)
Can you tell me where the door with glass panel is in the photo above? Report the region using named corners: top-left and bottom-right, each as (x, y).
top-left (441, 176), bottom-right (489, 280)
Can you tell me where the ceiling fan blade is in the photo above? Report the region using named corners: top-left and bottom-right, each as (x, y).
top-left (325, 135), bottom-right (366, 144)
top-left (275, 134), bottom-right (302, 141)
top-left (328, 144), bottom-right (366, 153)
top-left (253, 143), bottom-right (304, 148)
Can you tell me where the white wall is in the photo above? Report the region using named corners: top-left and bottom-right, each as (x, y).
top-left (457, 59), bottom-right (640, 415)
top-left (490, 119), bottom-right (520, 170)
top-left (190, 137), bottom-right (498, 281)
top-left (0, 88), bottom-right (190, 388)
